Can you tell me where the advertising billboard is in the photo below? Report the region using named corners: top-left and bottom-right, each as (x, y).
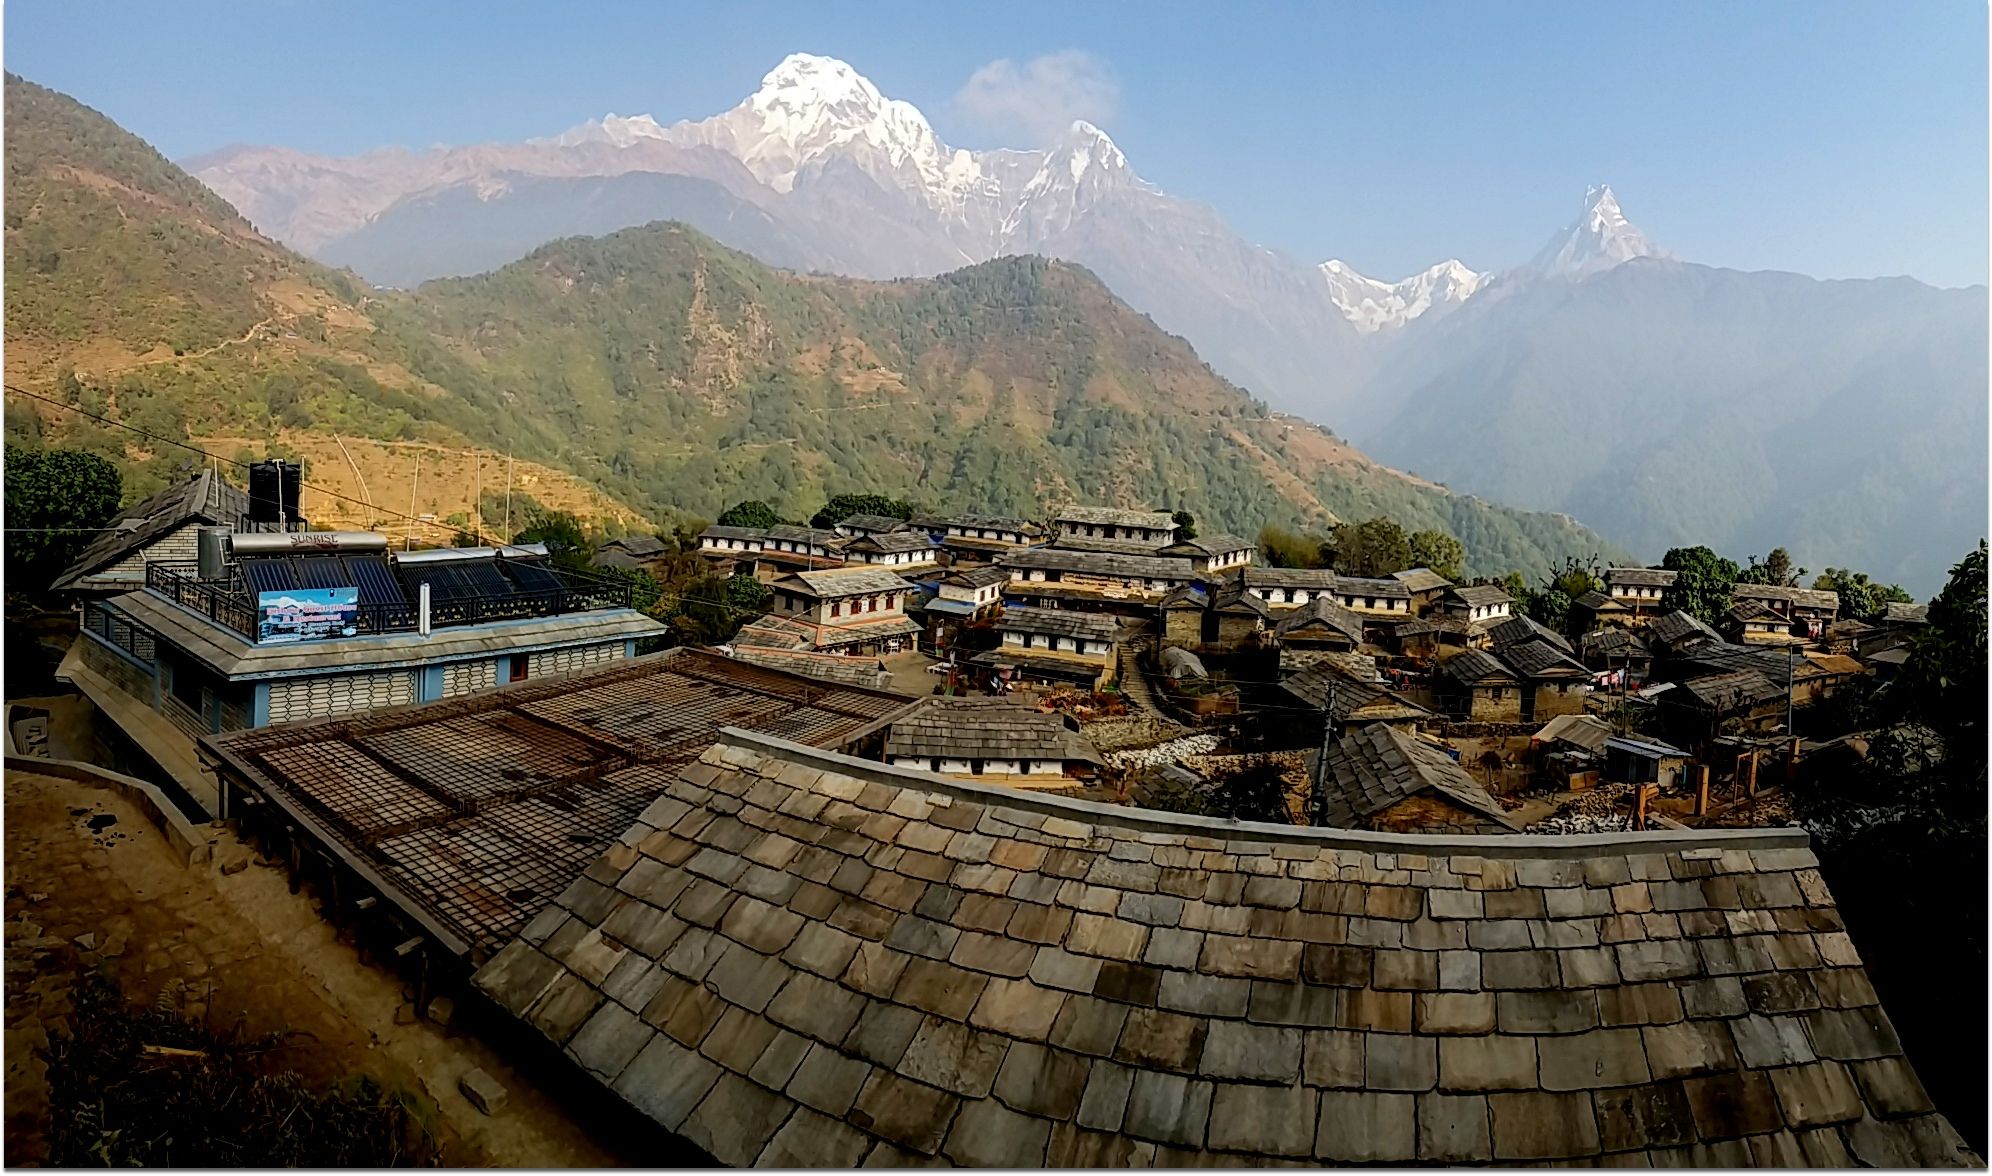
top-left (256, 587), bottom-right (360, 644)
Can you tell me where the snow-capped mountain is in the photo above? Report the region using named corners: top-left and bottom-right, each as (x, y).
top-left (1317, 258), bottom-right (1492, 333)
top-left (1528, 184), bottom-right (1669, 278)
top-left (202, 53), bottom-right (1365, 406)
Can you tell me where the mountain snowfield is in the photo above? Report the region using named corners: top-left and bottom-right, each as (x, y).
top-left (1318, 258), bottom-right (1492, 333)
top-left (184, 53), bottom-right (1987, 591)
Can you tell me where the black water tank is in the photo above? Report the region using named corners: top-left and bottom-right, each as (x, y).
top-left (247, 459), bottom-right (302, 525)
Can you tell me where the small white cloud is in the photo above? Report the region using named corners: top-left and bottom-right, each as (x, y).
top-left (953, 50), bottom-right (1119, 146)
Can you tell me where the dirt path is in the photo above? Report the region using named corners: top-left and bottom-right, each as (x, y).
top-left (2, 769), bottom-right (626, 1167)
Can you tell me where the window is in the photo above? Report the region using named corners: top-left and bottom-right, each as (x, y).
top-left (170, 661), bottom-right (202, 709)
top-left (831, 602), bottom-right (843, 618)
top-left (1490, 687), bottom-right (1505, 701)
top-left (509, 655), bottom-right (529, 683)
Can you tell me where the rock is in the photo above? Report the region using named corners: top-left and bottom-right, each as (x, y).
top-left (426, 995), bottom-right (457, 1028)
top-left (394, 1002), bottom-right (418, 1026)
top-left (101, 933), bottom-right (128, 958)
top-left (28, 893), bottom-right (48, 903)
top-left (218, 854), bottom-right (250, 876)
top-left (459, 1067), bottom-right (508, 1116)
top-left (72, 932), bottom-right (96, 951)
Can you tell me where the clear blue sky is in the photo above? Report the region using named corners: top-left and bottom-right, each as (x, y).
top-left (8, 0), bottom-right (1986, 286)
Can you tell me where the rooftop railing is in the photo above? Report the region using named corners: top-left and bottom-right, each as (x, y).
top-left (146, 560), bottom-right (637, 642)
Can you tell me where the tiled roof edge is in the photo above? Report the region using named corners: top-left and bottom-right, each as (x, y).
top-left (710, 727), bottom-right (1811, 857)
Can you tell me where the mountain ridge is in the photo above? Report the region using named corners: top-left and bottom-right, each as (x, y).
top-left (5, 72), bottom-right (1619, 579)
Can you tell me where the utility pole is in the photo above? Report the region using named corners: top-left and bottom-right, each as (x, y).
top-left (1311, 682), bottom-right (1339, 828)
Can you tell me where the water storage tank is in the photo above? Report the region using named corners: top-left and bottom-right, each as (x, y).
top-left (247, 459), bottom-right (302, 526)
top-left (196, 526), bottom-right (230, 580)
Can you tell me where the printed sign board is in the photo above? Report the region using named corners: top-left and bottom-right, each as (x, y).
top-left (256, 587), bottom-right (360, 644)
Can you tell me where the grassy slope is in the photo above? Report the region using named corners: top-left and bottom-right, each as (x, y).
top-left (2, 73), bottom-right (1622, 576)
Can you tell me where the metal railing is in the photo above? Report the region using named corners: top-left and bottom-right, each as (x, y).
top-left (146, 561), bottom-right (636, 642)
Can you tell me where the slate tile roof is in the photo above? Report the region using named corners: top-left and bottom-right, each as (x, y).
top-left (839, 514), bottom-right (913, 534)
top-left (764, 524), bottom-right (846, 548)
top-left (1447, 585), bottom-right (1513, 608)
top-left (1606, 568), bottom-right (1680, 590)
top-left (1438, 648), bottom-right (1519, 687)
top-left (729, 647), bottom-right (894, 690)
top-left (1279, 664), bottom-right (1431, 725)
top-left (929, 513), bottom-right (1041, 535)
top-left (943, 566), bottom-right (1011, 590)
top-left (848, 531), bottom-right (937, 556)
top-left (603, 535), bottom-right (668, 557)
top-left (1000, 548), bottom-right (1195, 581)
top-left (1488, 614), bottom-right (1574, 655)
top-left (1159, 533), bottom-right (1254, 558)
top-left (1650, 611), bottom-right (1722, 648)
top-left (1673, 670), bottom-right (1787, 714)
top-left (1238, 567), bottom-right (1340, 592)
top-left (699, 525), bottom-right (767, 542)
top-left (1582, 628), bottom-right (1652, 661)
top-left (1050, 535), bottom-right (1175, 556)
top-left (779, 567), bottom-right (920, 598)
top-left (1336, 577), bottom-right (1414, 601)
top-left (1317, 723), bottom-right (1519, 832)
top-left (1733, 584), bottom-right (1841, 613)
top-left (54, 469), bottom-right (253, 592)
top-left (1500, 639), bottom-right (1591, 680)
top-left (999, 606), bottom-right (1122, 644)
top-left (470, 730), bottom-right (1972, 1167)
top-left (1053, 505), bottom-right (1178, 531)
top-left (1273, 596), bottom-right (1366, 645)
top-left (1881, 601), bottom-right (1927, 625)
top-left (1391, 567), bottom-right (1453, 594)
top-left (883, 698), bottom-right (1099, 764)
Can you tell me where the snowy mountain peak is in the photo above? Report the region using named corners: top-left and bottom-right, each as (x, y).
top-left (1530, 183), bottom-right (1667, 278)
top-left (753, 53), bottom-right (881, 110)
top-left (1317, 257), bottom-right (1491, 333)
top-left (663, 52), bottom-right (959, 197)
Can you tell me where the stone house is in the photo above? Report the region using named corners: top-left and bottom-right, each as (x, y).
top-left (971, 605), bottom-right (1122, 688)
top-left (1434, 647), bottom-right (1523, 723)
top-left (1438, 584), bottom-right (1513, 627)
top-left (1603, 567), bottom-right (1678, 622)
top-left (1236, 566), bottom-right (1340, 610)
top-left (1498, 638), bottom-right (1593, 722)
top-left (1049, 505), bottom-right (1179, 547)
top-left (1273, 595), bottom-right (1367, 655)
top-left (878, 696), bottom-right (1100, 786)
top-left (1389, 566), bottom-right (1454, 616)
top-left (1156, 532), bottom-right (1255, 574)
top-left (767, 566), bottom-right (922, 654)
top-left (1313, 721), bottom-right (1520, 833)
top-left (997, 547), bottom-right (1197, 617)
top-left (842, 529), bottom-right (938, 570)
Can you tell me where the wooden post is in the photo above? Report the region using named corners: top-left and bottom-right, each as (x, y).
top-left (1744, 751), bottom-right (1759, 797)
top-left (1696, 764), bottom-right (1711, 816)
top-left (1635, 784), bottom-right (1658, 830)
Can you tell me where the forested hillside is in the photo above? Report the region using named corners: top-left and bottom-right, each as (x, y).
top-left (3, 73), bottom-right (1619, 577)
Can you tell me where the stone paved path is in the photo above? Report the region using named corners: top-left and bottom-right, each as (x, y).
top-left (3, 767), bottom-right (627, 1167)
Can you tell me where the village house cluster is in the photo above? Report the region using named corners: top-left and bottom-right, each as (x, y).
top-left (28, 475), bottom-right (1970, 1168)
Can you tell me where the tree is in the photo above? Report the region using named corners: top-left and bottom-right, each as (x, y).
top-left (1812, 567), bottom-right (1914, 622)
top-left (716, 500), bottom-right (781, 530)
top-left (1258, 524), bottom-right (1331, 569)
top-left (1171, 510), bottom-right (1197, 542)
top-left (668, 575), bottom-right (744, 646)
top-left (1658, 546), bottom-right (1740, 627)
top-left (4, 444), bottom-right (121, 599)
top-left (1738, 547), bottom-right (1804, 588)
top-left (1525, 556), bottom-right (1602, 634)
top-left (724, 573), bottom-right (772, 615)
top-left (810, 493), bottom-right (915, 530)
top-left (1407, 530), bottom-right (1465, 583)
top-left (1330, 517), bottom-right (1412, 578)
top-left (1898, 540), bottom-right (1986, 757)
top-left (511, 509), bottom-right (591, 570)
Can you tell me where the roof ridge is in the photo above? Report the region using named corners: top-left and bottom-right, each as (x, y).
top-left (710, 727), bottom-right (1809, 857)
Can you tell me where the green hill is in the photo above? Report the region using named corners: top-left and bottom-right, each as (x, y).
top-left (2, 73), bottom-right (1622, 578)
